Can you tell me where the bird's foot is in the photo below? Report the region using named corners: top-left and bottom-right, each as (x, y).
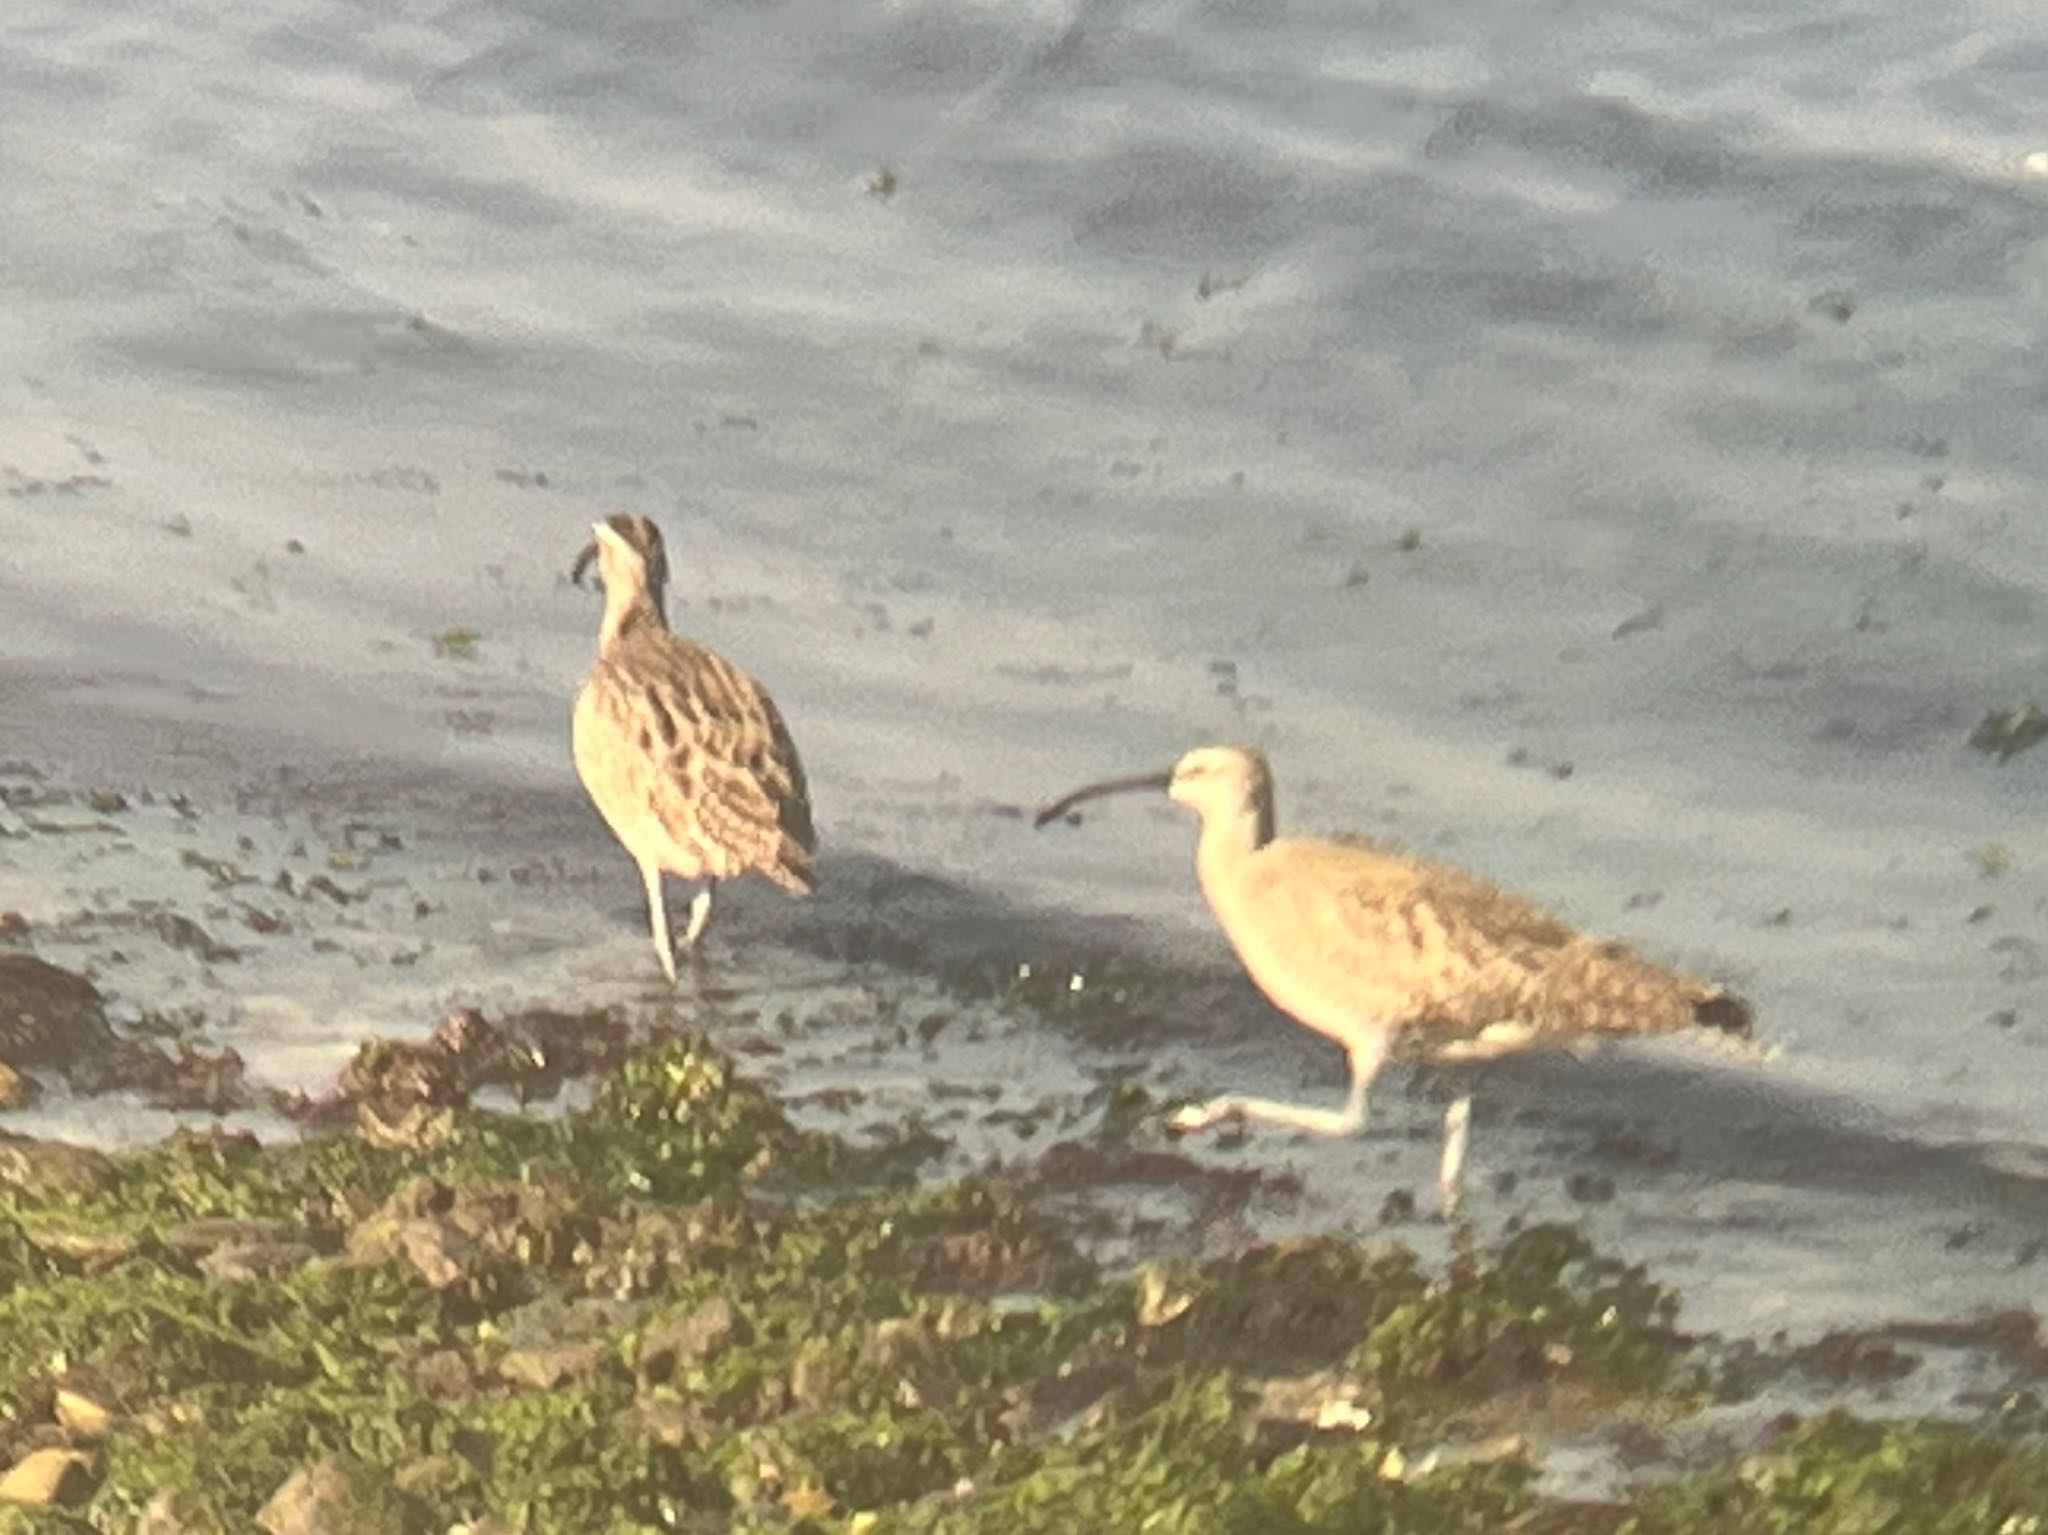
top-left (1167, 1097), bottom-right (1242, 1134)
top-left (682, 887), bottom-right (714, 951)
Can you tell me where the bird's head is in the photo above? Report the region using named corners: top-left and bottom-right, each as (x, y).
top-left (1167, 746), bottom-right (1274, 836)
top-left (1034, 744), bottom-right (1275, 845)
top-left (571, 514), bottom-right (670, 615)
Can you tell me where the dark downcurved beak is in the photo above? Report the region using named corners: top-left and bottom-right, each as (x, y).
top-left (569, 539), bottom-right (600, 588)
top-left (1033, 770), bottom-right (1173, 829)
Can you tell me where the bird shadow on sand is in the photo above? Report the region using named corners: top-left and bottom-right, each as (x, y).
top-left (1471, 1046), bottom-right (2048, 1225)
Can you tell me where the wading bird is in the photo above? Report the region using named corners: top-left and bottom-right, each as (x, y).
top-left (1036, 745), bottom-right (1749, 1207)
top-left (571, 515), bottom-right (815, 980)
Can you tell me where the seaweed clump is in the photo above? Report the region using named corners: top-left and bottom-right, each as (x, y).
top-left (1646, 1409), bottom-right (2048, 1535)
top-left (0, 1036), bottom-right (2045, 1533)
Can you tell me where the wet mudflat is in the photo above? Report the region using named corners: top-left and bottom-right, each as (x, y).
top-left (4, 765), bottom-right (2048, 1531)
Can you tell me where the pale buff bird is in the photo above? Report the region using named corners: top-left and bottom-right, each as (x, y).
top-left (1036, 745), bottom-right (1750, 1205)
top-left (571, 515), bottom-right (815, 981)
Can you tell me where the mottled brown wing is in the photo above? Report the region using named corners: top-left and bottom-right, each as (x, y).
top-left (1321, 848), bottom-right (1713, 1041)
top-left (588, 631), bottom-right (815, 890)
top-left (1388, 864), bottom-right (1584, 1035)
top-left (1249, 840), bottom-right (1580, 1039)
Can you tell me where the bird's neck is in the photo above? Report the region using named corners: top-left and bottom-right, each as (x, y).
top-left (600, 587), bottom-right (668, 652)
top-left (1195, 800), bottom-right (1272, 908)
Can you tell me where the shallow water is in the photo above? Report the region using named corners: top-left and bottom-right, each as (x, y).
top-left (5, 0), bottom-right (2048, 1352)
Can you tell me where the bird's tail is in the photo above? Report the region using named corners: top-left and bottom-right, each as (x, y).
top-left (764, 787), bottom-right (817, 896)
top-left (1690, 989), bottom-right (1753, 1038)
top-left (766, 838), bottom-right (816, 896)
top-left (1527, 938), bottom-right (1753, 1040)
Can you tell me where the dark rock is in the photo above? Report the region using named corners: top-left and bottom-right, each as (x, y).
top-left (0, 953), bottom-right (245, 1110)
top-left (166, 1217), bottom-right (324, 1283)
top-left (390, 1456), bottom-right (463, 1502)
top-left (632, 1397), bottom-right (702, 1447)
top-left (446, 1180), bottom-right (599, 1268)
top-left (348, 1213), bottom-right (473, 1290)
top-left (0, 1061), bottom-right (38, 1108)
top-left (1807, 290), bottom-right (1856, 323)
top-left (305, 1005), bottom-right (638, 1126)
top-left (199, 1240), bottom-right (321, 1283)
top-left (638, 1296), bottom-right (743, 1383)
top-left (256, 1454), bottom-right (428, 1535)
top-left (356, 1102), bottom-right (455, 1151)
top-left (0, 954), bottom-right (115, 1066)
top-left (1015, 1336), bottom-right (1141, 1436)
top-left (498, 1341), bottom-right (605, 1391)
top-left (1611, 603), bottom-right (1665, 640)
top-left (143, 911), bottom-right (241, 964)
top-left (136, 1488), bottom-right (198, 1534)
top-left (25, 1225), bottom-right (140, 1268)
top-left (910, 1188), bottom-right (1082, 1295)
top-left (1790, 1329), bottom-right (1920, 1385)
top-left (412, 1350), bottom-right (476, 1400)
top-left (53, 1385), bottom-right (113, 1439)
top-left (338, 1039), bottom-right (465, 1119)
top-left (1034, 1138), bottom-right (1297, 1226)
top-left (1566, 1172), bottom-right (1616, 1204)
top-left (861, 1318), bottom-right (960, 1411)
top-left (475, 1004), bottom-right (640, 1094)
top-left (79, 1040), bottom-right (254, 1113)
top-left (1181, 1238), bottom-right (1411, 1375)
top-left (162, 1217), bottom-right (304, 1257)
top-left (1881, 1308), bottom-right (2048, 1379)
top-left (1970, 704), bottom-right (2048, 764)
top-left (0, 1447), bottom-right (95, 1506)
top-left (0, 1132), bottom-right (116, 1195)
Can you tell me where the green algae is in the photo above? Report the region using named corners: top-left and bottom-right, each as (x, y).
top-left (1, 1036), bottom-right (2043, 1533)
top-left (430, 626), bottom-right (483, 660)
top-left (900, 1371), bottom-right (1535, 1535)
top-left (1357, 1224), bottom-right (1686, 1404)
top-left (1645, 1409), bottom-right (2048, 1535)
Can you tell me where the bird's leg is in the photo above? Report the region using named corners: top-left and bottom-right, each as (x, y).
top-left (1169, 1030), bottom-right (1390, 1139)
top-left (1439, 1096), bottom-right (1473, 1215)
top-left (641, 864), bottom-right (679, 985)
top-left (682, 883), bottom-right (715, 950)
top-left (1434, 1022), bottom-right (1538, 1062)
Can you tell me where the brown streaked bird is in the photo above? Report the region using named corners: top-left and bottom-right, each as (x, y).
top-left (1036, 745), bottom-right (1750, 1207)
top-left (571, 514), bottom-right (815, 981)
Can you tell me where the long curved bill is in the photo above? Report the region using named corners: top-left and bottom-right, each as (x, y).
top-left (569, 538), bottom-right (600, 587)
top-left (1033, 770), bottom-right (1172, 829)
